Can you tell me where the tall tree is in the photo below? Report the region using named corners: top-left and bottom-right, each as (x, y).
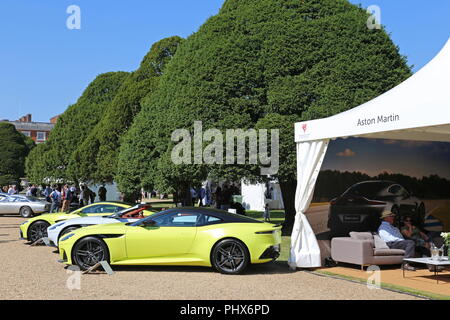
top-left (120, 0), bottom-right (411, 233)
top-left (26, 72), bottom-right (128, 184)
top-left (70, 36), bottom-right (184, 184)
top-left (0, 123), bottom-right (35, 186)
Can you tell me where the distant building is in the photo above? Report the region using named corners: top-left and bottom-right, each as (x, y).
top-left (1, 114), bottom-right (58, 144)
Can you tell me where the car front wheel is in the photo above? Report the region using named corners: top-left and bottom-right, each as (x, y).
top-left (72, 237), bottom-right (110, 271)
top-left (59, 226), bottom-right (80, 241)
top-left (28, 221), bottom-right (50, 243)
top-left (211, 239), bottom-right (249, 275)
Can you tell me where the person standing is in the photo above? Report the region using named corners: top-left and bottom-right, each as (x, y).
top-left (79, 185), bottom-right (86, 207)
top-left (220, 185), bottom-right (232, 211)
top-left (30, 184), bottom-right (38, 197)
top-left (263, 203), bottom-right (271, 222)
top-left (190, 187), bottom-right (197, 206)
top-left (8, 185), bottom-right (16, 195)
top-left (49, 186), bottom-right (61, 213)
top-left (60, 185), bottom-right (67, 210)
top-left (89, 188), bottom-right (96, 204)
top-left (61, 185), bottom-right (71, 212)
top-left (43, 185), bottom-right (52, 203)
top-left (98, 184), bottom-right (107, 202)
top-left (214, 186), bottom-right (222, 209)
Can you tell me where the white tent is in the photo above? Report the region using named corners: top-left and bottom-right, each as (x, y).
top-left (289, 38), bottom-right (450, 269)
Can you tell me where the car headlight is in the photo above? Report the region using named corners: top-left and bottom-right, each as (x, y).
top-left (60, 233), bottom-right (75, 242)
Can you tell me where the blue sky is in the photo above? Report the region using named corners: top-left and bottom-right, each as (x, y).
top-left (0, 0), bottom-right (449, 123)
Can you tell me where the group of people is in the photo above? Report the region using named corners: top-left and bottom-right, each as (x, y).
top-left (187, 183), bottom-right (246, 215)
top-left (1, 185), bottom-right (19, 195)
top-left (378, 208), bottom-right (435, 271)
top-left (3, 183), bottom-right (108, 214)
top-left (45, 184), bottom-right (108, 213)
top-left (213, 184), bottom-right (239, 210)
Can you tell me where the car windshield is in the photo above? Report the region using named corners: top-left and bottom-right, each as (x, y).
top-left (128, 210), bottom-right (169, 226)
top-left (345, 182), bottom-right (392, 198)
top-left (107, 206), bottom-right (139, 218)
top-left (25, 196), bottom-right (41, 202)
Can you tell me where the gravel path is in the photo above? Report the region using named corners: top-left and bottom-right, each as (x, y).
top-left (0, 217), bottom-right (421, 300)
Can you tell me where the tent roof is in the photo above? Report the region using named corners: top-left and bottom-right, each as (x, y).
top-left (295, 38), bottom-right (450, 143)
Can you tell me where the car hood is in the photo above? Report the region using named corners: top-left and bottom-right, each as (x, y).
top-left (27, 212), bottom-right (79, 224)
top-left (61, 216), bottom-right (114, 226)
top-left (77, 221), bottom-right (129, 235)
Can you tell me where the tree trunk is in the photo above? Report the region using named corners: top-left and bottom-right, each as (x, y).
top-left (279, 180), bottom-right (297, 236)
top-left (176, 182), bottom-right (192, 206)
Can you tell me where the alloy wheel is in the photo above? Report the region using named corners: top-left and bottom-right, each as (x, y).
top-left (29, 222), bottom-right (49, 243)
top-left (74, 241), bottom-right (106, 270)
top-left (214, 241), bottom-right (247, 274)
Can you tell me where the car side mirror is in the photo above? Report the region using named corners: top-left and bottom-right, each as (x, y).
top-left (142, 220), bottom-right (156, 227)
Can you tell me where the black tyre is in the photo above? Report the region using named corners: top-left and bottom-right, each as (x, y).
top-left (72, 237), bottom-right (109, 271)
top-left (211, 239), bottom-right (249, 275)
top-left (20, 206), bottom-right (33, 218)
top-left (58, 226), bottom-right (80, 241)
top-left (28, 221), bottom-right (50, 243)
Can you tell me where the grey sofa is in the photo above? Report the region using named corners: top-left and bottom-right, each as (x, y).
top-left (331, 232), bottom-right (405, 270)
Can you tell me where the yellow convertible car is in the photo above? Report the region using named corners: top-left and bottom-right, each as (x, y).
top-left (59, 207), bottom-right (282, 274)
top-left (20, 202), bottom-right (132, 243)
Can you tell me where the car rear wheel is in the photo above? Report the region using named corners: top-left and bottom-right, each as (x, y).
top-left (72, 237), bottom-right (109, 271)
top-left (20, 206), bottom-right (33, 218)
top-left (211, 239), bottom-right (249, 275)
top-left (28, 221), bottom-right (50, 243)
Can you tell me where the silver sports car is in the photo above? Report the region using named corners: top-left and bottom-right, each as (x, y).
top-left (0, 195), bottom-right (51, 218)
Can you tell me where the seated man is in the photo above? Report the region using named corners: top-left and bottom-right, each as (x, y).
top-left (378, 208), bottom-right (416, 271)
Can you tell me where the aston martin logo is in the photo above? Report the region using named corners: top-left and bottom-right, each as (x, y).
top-left (302, 124), bottom-right (307, 133)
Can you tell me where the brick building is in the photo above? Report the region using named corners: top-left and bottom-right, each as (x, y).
top-left (2, 114), bottom-right (58, 144)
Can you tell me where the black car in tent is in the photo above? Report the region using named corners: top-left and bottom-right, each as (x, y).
top-left (327, 181), bottom-right (425, 237)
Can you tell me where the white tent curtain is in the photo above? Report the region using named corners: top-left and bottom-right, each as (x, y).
top-left (288, 139), bottom-right (330, 269)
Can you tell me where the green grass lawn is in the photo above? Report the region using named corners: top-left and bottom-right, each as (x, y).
top-left (246, 210), bottom-right (285, 224)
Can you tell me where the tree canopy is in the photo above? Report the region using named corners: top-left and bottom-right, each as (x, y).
top-left (118, 0), bottom-right (411, 232)
top-left (70, 36), bottom-right (184, 184)
top-left (26, 71), bottom-right (129, 184)
top-left (0, 122), bottom-right (35, 186)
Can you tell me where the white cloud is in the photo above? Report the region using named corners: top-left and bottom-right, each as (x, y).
top-left (337, 148), bottom-right (356, 157)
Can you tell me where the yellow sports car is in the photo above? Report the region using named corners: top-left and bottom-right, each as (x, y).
top-left (20, 202), bottom-right (132, 243)
top-left (59, 207), bottom-right (282, 274)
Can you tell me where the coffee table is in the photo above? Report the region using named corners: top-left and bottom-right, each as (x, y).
top-left (402, 257), bottom-right (450, 284)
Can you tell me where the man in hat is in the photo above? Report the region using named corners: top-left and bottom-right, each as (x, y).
top-left (378, 207), bottom-right (416, 271)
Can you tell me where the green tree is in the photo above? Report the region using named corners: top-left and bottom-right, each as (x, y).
top-left (25, 141), bottom-right (51, 185)
top-left (70, 36), bottom-right (184, 184)
top-left (26, 71), bottom-right (128, 184)
top-left (0, 123), bottom-right (35, 186)
top-left (119, 0), bottom-right (411, 233)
